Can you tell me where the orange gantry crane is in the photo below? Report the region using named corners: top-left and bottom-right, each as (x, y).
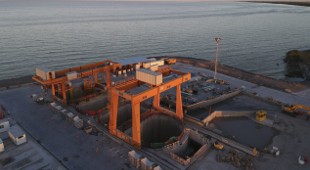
top-left (109, 67), bottom-right (191, 147)
top-left (32, 60), bottom-right (121, 104)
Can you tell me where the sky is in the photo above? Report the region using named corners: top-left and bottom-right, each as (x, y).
top-left (1, 0), bottom-right (310, 1)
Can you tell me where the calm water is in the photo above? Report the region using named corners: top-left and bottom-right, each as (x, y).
top-left (0, 1), bottom-right (310, 80)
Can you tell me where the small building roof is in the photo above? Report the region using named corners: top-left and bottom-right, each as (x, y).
top-left (128, 150), bottom-right (142, 159)
top-left (36, 66), bottom-right (54, 73)
top-left (141, 157), bottom-right (154, 166)
top-left (0, 118), bottom-right (9, 124)
top-left (115, 57), bottom-right (151, 66)
top-left (137, 69), bottom-right (161, 76)
top-left (8, 125), bottom-right (25, 137)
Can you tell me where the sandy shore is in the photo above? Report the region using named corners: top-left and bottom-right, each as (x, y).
top-left (0, 75), bottom-right (33, 88)
top-left (244, 1), bottom-right (310, 7)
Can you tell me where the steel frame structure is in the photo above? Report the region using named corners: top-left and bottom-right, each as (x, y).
top-left (109, 68), bottom-right (191, 147)
top-left (32, 60), bottom-right (121, 104)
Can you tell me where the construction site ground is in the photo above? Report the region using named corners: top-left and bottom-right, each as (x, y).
top-left (0, 62), bottom-right (310, 169)
top-left (0, 123), bottom-right (65, 170)
top-left (172, 63), bottom-right (310, 169)
top-left (0, 85), bottom-right (133, 170)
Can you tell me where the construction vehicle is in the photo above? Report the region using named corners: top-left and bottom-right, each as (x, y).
top-left (84, 125), bottom-right (93, 134)
top-left (31, 94), bottom-right (48, 104)
top-left (213, 140), bottom-right (224, 150)
top-left (281, 104), bottom-right (310, 118)
top-left (256, 110), bottom-right (267, 121)
top-left (164, 58), bottom-right (176, 65)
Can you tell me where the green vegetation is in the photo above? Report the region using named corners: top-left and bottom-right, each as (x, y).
top-left (284, 50), bottom-right (310, 80)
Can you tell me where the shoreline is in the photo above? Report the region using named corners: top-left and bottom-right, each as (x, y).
top-left (0, 75), bottom-right (33, 88)
top-left (243, 1), bottom-right (310, 7)
top-left (1, 57), bottom-right (309, 92)
top-left (161, 56), bottom-right (308, 93)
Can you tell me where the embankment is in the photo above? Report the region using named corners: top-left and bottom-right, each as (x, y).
top-left (169, 57), bottom-right (308, 92)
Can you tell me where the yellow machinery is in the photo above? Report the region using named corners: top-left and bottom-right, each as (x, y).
top-left (256, 110), bottom-right (267, 121)
top-left (164, 58), bottom-right (176, 65)
top-left (282, 104), bottom-right (310, 117)
top-left (213, 141), bottom-right (224, 150)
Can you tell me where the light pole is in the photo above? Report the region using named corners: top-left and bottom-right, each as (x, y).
top-left (214, 37), bottom-right (221, 80)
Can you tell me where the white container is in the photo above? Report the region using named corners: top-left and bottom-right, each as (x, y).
top-left (35, 68), bottom-right (47, 80)
top-left (73, 116), bottom-right (83, 129)
top-left (143, 60), bottom-right (164, 69)
top-left (0, 138), bottom-right (4, 153)
top-left (128, 150), bottom-right (143, 168)
top-left (142, 62), bottom-right (151, 69)
top-left (55, 106), bottom-right (63, 111)
top-left (135, 64), bottom-right (141, 70)
top-left (151, 60), bottom-right (164, 67)
top-left (8, 125), bottom-right (27, 146)
top-left (141, 158), bottom-right (155, 170)
top-left (150, 65), bottom-right (159, 71)
top-left (66, 112), bottom-right (75, 121)
top-left (66, 71), bottom-right (78, 80)
top-left (0, 119), bottom-right (10, 133)
top-left (149, 58), bottom-right (156, 61)
top-left (35, 68), bottom-right (55, 80)
top-left (136, 69), bottom-right (163, 86)
top-left (61, 109), bottom-right (67, 114)
top-left (50, 102), bottom-right (57, 107)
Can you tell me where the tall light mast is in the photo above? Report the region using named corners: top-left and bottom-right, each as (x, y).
top-left (214, 37), bottom-right (221, 80)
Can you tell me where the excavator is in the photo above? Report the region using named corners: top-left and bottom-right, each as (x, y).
top-left (281, 104), bottom-right (310, 119)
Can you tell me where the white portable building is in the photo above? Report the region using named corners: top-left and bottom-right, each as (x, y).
top-left (0, 138), bottom-right (4, 153)
top-left (136, 69), bottom-right (163, 86)
top-left (8, 125), bottom-right (27, 146)
top-left (35, 68), bottom-right (55, 80)
top-left (141, 157), bottom-right (155, 170)
top-left (128, 150), bottom-right (143, 168)
top-left (0, 119), bottom-right (10, 133)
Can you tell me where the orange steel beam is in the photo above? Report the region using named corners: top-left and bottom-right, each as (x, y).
top-left (109, 71), bottom-right (191, 147)
top-left (61, 82), bottom-right (67, 105)
top-left (115, 79), bottom-right (140, 91)
top-left (116, 91), bottom-right (132, 101)
top-left (109, 88), bottom-right (119, 135)
top-left (33, 60), bottom-right (121, 104)
top-left (51, 84), bottom-right (55, 96)
top-left (105, 68), bottom-right (111, 88)
top-left (152, 90), bottom-right (160, 109)
top-left (131, 99), bottom-right (141, 147)
top-left (54, 60), bottom-right (119, 76)
top-left (33, 61), bottom-right (121, 86)
top-left (175, 84), bottom-right (183, 119)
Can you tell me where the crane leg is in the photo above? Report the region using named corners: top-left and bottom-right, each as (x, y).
top-left (132, 100), bottom-right (141, 147)
top-left (109, 89), bottom-right (118, 135)
top-left (176, 85), bottom-right (183, 119)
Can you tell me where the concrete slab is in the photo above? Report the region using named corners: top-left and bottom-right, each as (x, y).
top-left (0, 86), bottom-right (132, 170)
top-left (0, 125), bottom-right (64, 170)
